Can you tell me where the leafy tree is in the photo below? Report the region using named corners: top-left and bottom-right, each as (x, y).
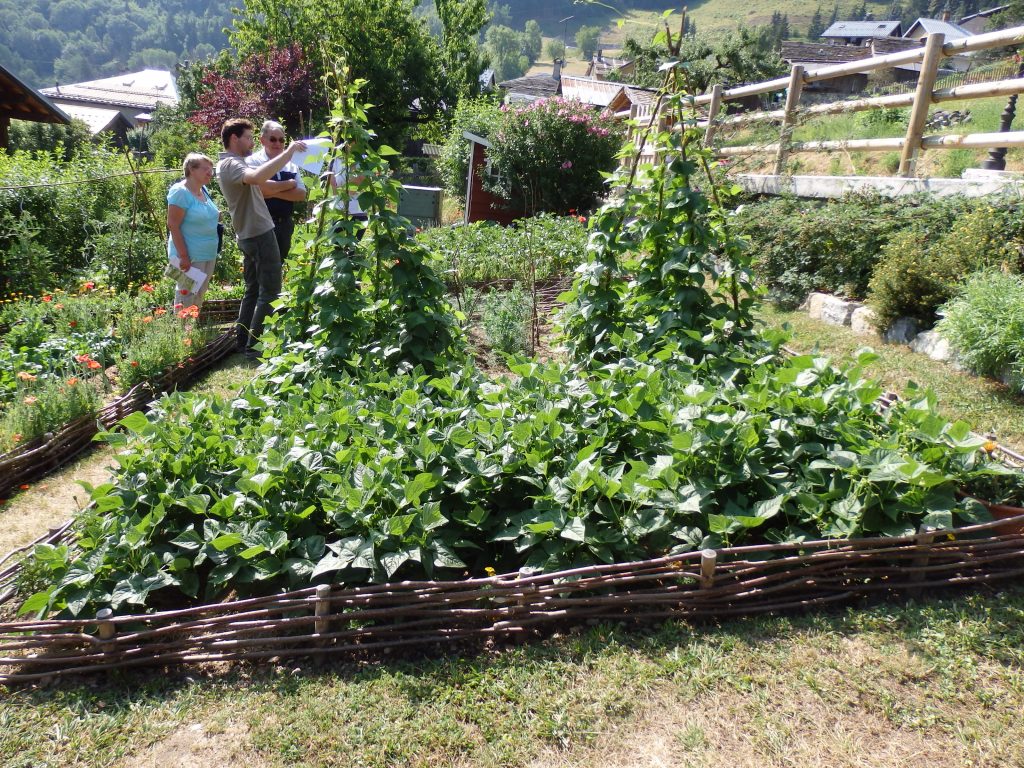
top-left (485, 24), bottom-right (529, 82)
top-left (524, 19), bottom-right (542, 62)
top-left (231, 0), bottom-right (444, 150)
top-left (545, 38), bottom-right (564, 63)
top-left (612, 28), bottom-right (784, 92)
top-left (434, 0), bottom-right (490, 103)
top-left (6, 119), bottom-right (92, 160)
top-left (188, 44), bottom-right (319, 139)
top-left (575, 25), bottom-right (602, 60)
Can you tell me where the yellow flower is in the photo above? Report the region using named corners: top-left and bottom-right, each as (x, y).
top-left (484, 566), bottom-right (496, 577)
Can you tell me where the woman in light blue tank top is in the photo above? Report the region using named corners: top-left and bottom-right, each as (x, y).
top-left (167, 153), bottom-right (220, 309)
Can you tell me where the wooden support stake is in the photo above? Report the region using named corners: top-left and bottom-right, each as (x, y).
top-left (699, 549), bottom-right (717, 590)
top-left (703, 84), bottom-right (724, 149)
top-left (773, 65), bottom-right (805, 176)
top-left (899, 32), bottom-right (946, 177)
top-left (909, 531), bottom-right (936, 596)
top-left (314, 584), bottom-right (331, 636)
top-left (96, 608), bottom-right (116, 643)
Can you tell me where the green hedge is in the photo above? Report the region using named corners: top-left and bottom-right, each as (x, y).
top-left (0, 145), bottom-right (173, 297)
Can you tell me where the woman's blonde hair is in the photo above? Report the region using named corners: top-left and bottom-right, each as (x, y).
top-left (183, 153), bottom-right (213, 178)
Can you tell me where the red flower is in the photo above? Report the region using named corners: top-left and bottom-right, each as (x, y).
top-left (83, 281), bottom-right (95, 291)
top-left (180, 289), bottom-right (190, 296)
top-left (69, 321), bottom-right (77, 328)
top-left (19, 484), bottom-right (29, 491)
top-left (87, 360), bottom-right (101, 370)
top-left (141, 284), bottom-right (154, 293)
top-left (130, 361), bottom-right (139, 368)
top-left (42, 295), bottom-right (52, 302)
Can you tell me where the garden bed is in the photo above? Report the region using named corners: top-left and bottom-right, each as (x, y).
top-left (0, 330), bottom-right (236, 499)
top-left (0, 498), bottom-right (1022, 685)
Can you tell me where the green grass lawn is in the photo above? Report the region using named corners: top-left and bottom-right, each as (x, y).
top-left (3, 586), bottom-right (1023, 767)
top-left (759, 306), bottom-right (1024, 451)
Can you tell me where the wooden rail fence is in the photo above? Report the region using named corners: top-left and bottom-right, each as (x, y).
top-left (634, 25), bottom-right (1024, 176)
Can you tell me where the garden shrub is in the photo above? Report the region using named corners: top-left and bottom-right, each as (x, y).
top-left (482, 284), bottom-right (531, 355)
top-left (868, 205), bottom-right (1023, 330)
top-left (938, 270), bottom-right (1024, 389)
top-left (735, 193), bottom-right (1021, 312)
top-left (487, 97), bottom-right (624, 215)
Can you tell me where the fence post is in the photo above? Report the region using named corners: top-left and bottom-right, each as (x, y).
top-left (699, 549), bottom-right (717, 590)
top-left (314, 584), bottom-right (331, 636)
top-left (703, 84), bottom-right (724, 149)
top-left (899, 32), bottom-right (946, 177)
top-left (773, 65), bottom-right (805, 176)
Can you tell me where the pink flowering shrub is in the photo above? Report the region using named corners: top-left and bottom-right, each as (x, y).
top-left (487, 98), bottom-right (624, 215)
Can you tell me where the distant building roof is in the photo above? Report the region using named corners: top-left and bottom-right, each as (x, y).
top-left (585, 50), bottom-right (633, 80)
top-left (55, 102), bottom-right (133, 135)
top-left (904, 18), bottom-right (973, 40)
top-left (780, 41), bottom-right (874, 65)
top-left (822, 20), bottom-right (902, 39)
top-left (42, 69), bottom-right (178, 111)
top-left (498, 72), bottom-right (560, 102)
top-left (869, 36), bottom-right (922, 54)
top-left (559, 75), bottom-right (625, 107)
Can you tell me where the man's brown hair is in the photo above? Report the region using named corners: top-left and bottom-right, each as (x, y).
top-left (221, 118), bottom-right (254, 149)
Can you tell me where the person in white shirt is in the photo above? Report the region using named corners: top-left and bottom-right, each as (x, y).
top-left (247, 120), bottom-right (307, 260)
top-left (329, 156), bottom-right (367, 222)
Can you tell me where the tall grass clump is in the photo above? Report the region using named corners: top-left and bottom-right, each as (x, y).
top-left (938, 270), bottom-right (1024, 390)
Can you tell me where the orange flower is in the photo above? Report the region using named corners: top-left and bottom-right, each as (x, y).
top-left (130, 361), bottom-right (139, 368)
top-left (983, 440), bottom-right (998, 453)
top-left (42, 295), bottom-right (52, 302)
top-left (12, 434), bottom-right (22, 443)
top-left (87, 360), bottom-right (101, 370)
top-left (577, 216), bottom-right (586, 224)
top-left (83, 281), bottom-right (95, 291)
top-left (67, 377), bottom-right (79, 386)
top-left (141, 283), bottom-right (155, 293)
top-left (19, 484), bottom-right (29, 491)
top-left (75, 353), bottom-right (92, 364)
top-left (183, 338), bottom-right (192, 347)
top-left (142, 316), bottom-right (153, 324)
top-left (154, 307), bottom-right (167, 316)
top-left (69, 320), bottom-right (77, 328)
top-left (23, 396), bottom-right (38, 405)
top-left (16, 371), bottom-right (36, 382)
top-left (55, 303), bottom-right (64, 309)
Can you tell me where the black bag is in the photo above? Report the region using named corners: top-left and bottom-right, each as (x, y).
top-left (216, 222), bottom-right (225, 254)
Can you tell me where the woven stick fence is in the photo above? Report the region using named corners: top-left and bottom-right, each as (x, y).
top-left (0, 330), bottom-right (236, 499)
top-left (0, 503), bottom-right (1022, 684)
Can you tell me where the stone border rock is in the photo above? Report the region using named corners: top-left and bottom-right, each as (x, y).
top-left (803, 292), bottom-right (952, 362)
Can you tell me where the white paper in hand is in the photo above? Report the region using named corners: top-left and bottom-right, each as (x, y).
top-left (293, 138), bottom-right (333, 176)
top-left (166, 257), bottom-right (210, 292)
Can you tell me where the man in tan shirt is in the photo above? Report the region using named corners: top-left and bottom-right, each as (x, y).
top-left (216, 118), bottom-right (306, 357)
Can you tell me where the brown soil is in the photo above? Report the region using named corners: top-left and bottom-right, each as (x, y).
top-left (120, 719), bottom-right (270, 768)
